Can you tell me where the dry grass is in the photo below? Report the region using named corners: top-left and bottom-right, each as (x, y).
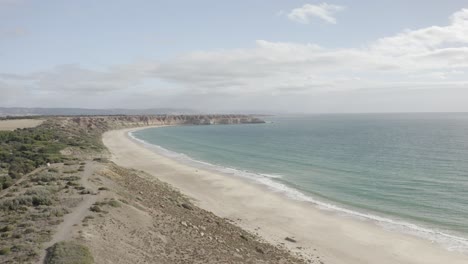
top-left (0, 119), bottom-right (44, 131)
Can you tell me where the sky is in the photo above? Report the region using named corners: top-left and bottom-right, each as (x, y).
top-left (1, 0), bottom-right (468, 113)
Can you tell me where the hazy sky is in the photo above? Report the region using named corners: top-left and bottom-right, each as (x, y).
top-left (1, 0), bottom-right (468, 113)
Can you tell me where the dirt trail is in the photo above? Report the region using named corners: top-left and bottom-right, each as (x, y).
top-left (37, 162), bottom-right (102, 263)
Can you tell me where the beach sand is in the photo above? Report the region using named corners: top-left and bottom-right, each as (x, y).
top-left (0, 119), bottom-right (44, 130)
top-left (103, 126), bottom-right (468, 264)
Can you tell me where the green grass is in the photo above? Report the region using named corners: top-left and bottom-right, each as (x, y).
top-left (45, 241), bottom-right (94, 264)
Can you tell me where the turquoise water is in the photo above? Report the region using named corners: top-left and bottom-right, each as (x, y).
top-left (132, 113), bottom-right (468, 251)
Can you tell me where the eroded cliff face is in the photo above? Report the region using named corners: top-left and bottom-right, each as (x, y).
top-left (64, 115), bottom-right (265, 130)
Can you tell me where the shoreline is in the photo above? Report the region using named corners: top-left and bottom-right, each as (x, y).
top-left (128, 126), bottom-right (468, 253)
top-left (103, 126), bottom-right (468, 264)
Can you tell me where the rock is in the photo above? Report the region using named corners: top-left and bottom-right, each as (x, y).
top-left (240, 234), bottom-right (248, 241)
top-left (285, 237), bottom-right (297, 243)
top-left (181, 203), bottom-right (193, 210)
top-left (181, 221), bottom-right (188, 227)
top-left (255, 247), bottom-right (265, 254)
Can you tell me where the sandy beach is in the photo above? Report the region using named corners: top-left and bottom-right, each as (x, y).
top-left (103, 126), bottom-right (468, 264)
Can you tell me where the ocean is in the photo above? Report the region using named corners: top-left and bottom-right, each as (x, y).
top-left (131, 113), bottom-right (468, 252)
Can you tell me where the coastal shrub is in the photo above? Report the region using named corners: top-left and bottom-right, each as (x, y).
top-left (0, 196), bottom-right (33, 210)
top-left (66, 181), bottom-right (79, 187)
top-left (0, 247), bottom-right (11, 255)
top-left (0, 225), bottom-right (14, 232)
top-left (0, 175), bottom-right (13, 190)
top-left (31, 195), bottom-right (52, 206)
top-left (45, 241), bottom-right (94, 264)
top-left (107, 200), bottom-right (120, 207)
top-left (80, 189), bottom-right (91, 195)
top-left (62, 176), bottom-right (80, 181)
top-left (31, 174), bottom-right (57, 183)
top-left (89, 205), bottom-right (102, 212)
top-left (92, 157), bottom-right (108, 163)
top-left (83, 216), bottom-right (94, 222)
top-left (19, 188), bottom-right (53, 206)
top-left (48, 168), bottom-right (59, 173)
top-left (25, 187), bottom-right (55, 195)
top-left (24, 228), bottom-right (35, 234)
top-left (0, 119), bottom-right (105, 190)
top-left (49, 208), bottom-right (69, 217)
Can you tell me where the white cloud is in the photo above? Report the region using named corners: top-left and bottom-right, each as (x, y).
top-left (370, 9), bottom-right (468, 56)
top-left (287, 3), bottom-right (345, 24)
top-left (148, 9), bottom-right (468, 95)
top-left (1, 9), bottom-right (468, 111)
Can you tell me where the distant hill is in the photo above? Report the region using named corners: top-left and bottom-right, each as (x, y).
top-left (0, 107), bottom-right (198, 117)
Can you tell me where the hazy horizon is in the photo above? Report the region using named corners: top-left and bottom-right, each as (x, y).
top-left (2, 1), bottom-right (468, 113)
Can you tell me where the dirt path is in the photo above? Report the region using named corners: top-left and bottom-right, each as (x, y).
top-left (37, 162), bottom-right (102, 263)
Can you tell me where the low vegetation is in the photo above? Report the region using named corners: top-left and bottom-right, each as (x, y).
top-left (0, 122), bottom-right (65, 186)
top-left (0, 117), bottom-right (107, 263)
top-left (45, 241), bottom-right (94, 264)
top-left (0, 167), bottom-right (80, 262)
top-left (0, 118), bottom-right (105, 191)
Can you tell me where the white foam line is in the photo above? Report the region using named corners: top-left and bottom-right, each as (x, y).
top-left (128, 130), bottom-right (468, 254)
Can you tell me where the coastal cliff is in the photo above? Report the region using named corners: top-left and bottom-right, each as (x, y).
top-left (0, 116), bottom-right (309, 264)
top-left (66, 114), bottom-right (265, 129)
